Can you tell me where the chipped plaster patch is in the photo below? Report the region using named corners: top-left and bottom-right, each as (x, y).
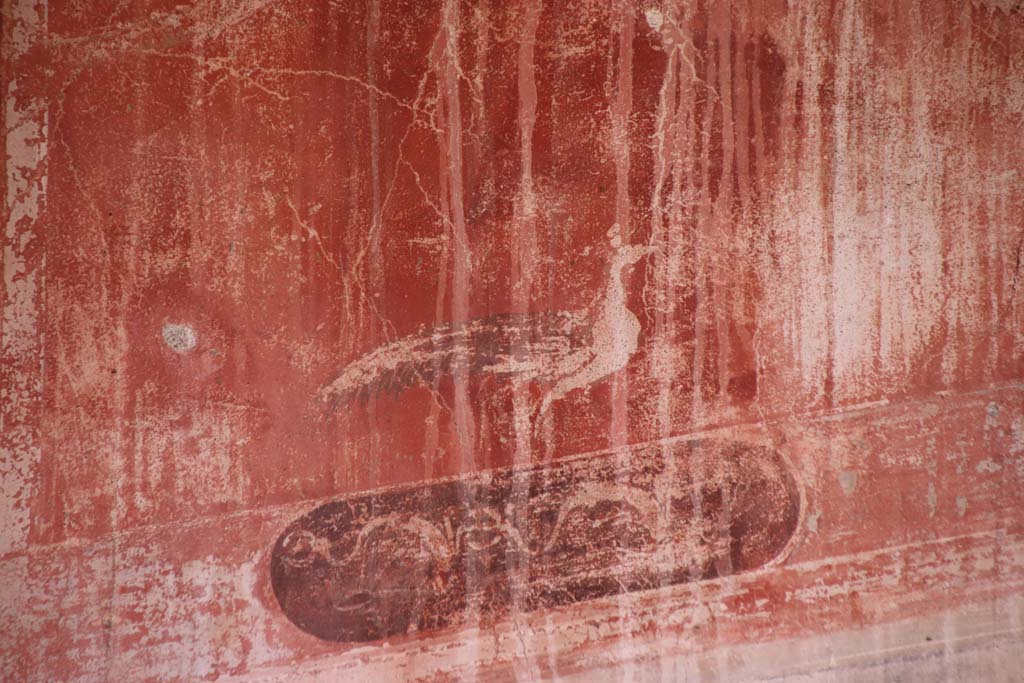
top-left (1, 0), bottom-right (47, 557)
top-left (838, 470), bottom-right (859, 496)
top-left (163, 323), bottom-right (197, 353)
top-left (644, 8), bottom-right (663, 32)
top-left (976, 459), bottom-right (1002, 473)
top-left (956, 496), bottom-right (968, 517)
top-left (986, 402), bottom-right (1000, 429)
top-left (807, 508), bottom-right (822, 534)
top-left (1010, 417), bottom-right (1024, 455)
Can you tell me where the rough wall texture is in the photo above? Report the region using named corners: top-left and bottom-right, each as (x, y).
top-left (2, 0), bottom-right (1023, 681)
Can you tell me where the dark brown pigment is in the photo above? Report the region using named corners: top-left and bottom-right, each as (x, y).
top-left (270, 440), bottom-right (800, 642)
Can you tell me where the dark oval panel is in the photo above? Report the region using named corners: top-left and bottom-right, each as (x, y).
top-left (270, 440), bottom-right (801, 643)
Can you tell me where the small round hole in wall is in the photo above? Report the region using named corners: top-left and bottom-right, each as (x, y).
top-left (162, 323), bottom-right (197, 353)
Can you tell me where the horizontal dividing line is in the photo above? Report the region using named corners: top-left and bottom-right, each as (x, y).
top-left (3, 382), bottom-right (1021, 563)
top-left (14, 522), bottom-right (1023, 682)
top-left (216, 579), bottom-right (1024, 683)
top-left (761, 626), bottom-right (1024, 682)
top-left (101, 527), bottom-right (1024, 674)
top-left (522, 526), bottom-right (1024, 622)
top-left (781, 527), bottom-right (1020, 575)
top-left (576, 597), bottom-right (1024, 683)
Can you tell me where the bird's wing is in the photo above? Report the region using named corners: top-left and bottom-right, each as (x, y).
top-left (318, 311), bottom-right (590, 407)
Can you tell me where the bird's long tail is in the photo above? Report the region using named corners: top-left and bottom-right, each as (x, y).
top-left (317, 312), bottom-right (580, 409)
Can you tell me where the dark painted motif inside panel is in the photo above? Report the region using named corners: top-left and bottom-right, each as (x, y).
top-left (270, 440), bottom-right (800, 642)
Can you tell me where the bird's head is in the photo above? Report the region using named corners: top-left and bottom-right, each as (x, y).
top-left (607, 224), bottom-right (659, 275)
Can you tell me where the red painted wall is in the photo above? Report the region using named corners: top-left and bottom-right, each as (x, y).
top-left (3, 0), bottom-right (1023, 680)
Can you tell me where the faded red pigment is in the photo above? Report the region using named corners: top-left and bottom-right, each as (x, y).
top-left (2, 0), bottom-right (1023, 681)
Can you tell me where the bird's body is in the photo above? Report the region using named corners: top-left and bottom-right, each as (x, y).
top-left (319, 233), bottom-right (653, 421)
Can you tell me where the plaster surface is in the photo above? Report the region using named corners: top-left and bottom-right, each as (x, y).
top-left (2, 0), bottom-right (1023, 680)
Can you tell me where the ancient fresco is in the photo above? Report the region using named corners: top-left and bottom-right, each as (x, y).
top-left (3, 0), bottom-right (1023, 680)
top-left (271, 440), bottom-right (799, 642)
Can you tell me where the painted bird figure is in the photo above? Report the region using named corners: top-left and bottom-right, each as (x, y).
top-left (318, 227), bottom-right (655, 426)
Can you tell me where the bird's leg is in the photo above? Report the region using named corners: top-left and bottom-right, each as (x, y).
top-left (529, 363), bottom-right (598, 441)
top-left (524, 382), bottom-right (572, 446)
top-left (528, 395), bottom-right (548, 442)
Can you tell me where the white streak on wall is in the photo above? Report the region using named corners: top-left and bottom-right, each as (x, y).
top-left (1, 0), bottom-right (47, 556)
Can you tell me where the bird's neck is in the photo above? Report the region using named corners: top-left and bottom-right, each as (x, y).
top-left (596, 261), bottom-right (630, 314)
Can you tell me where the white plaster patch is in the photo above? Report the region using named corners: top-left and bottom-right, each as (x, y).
top-left (1011, 417), bottom-right (1024, 456)
top-left (838, 470), bottom-right (859, 496)
top-left (976, 458), bottom-right (1002, 473)
top-left (109, 553), bottom-right (285, 681)
top-left (1, 0), bottom-right (47, 557)
top-left (644, 8), bottom-right (663, 32)
top-left (956, 495), bottom-right (968, 517)
top-left (162, 323), bottom-right (197, 353)
top-left (806, 508), bottom-right (821, 534)
top-left (985, 402), bottom-right (1000, 429)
